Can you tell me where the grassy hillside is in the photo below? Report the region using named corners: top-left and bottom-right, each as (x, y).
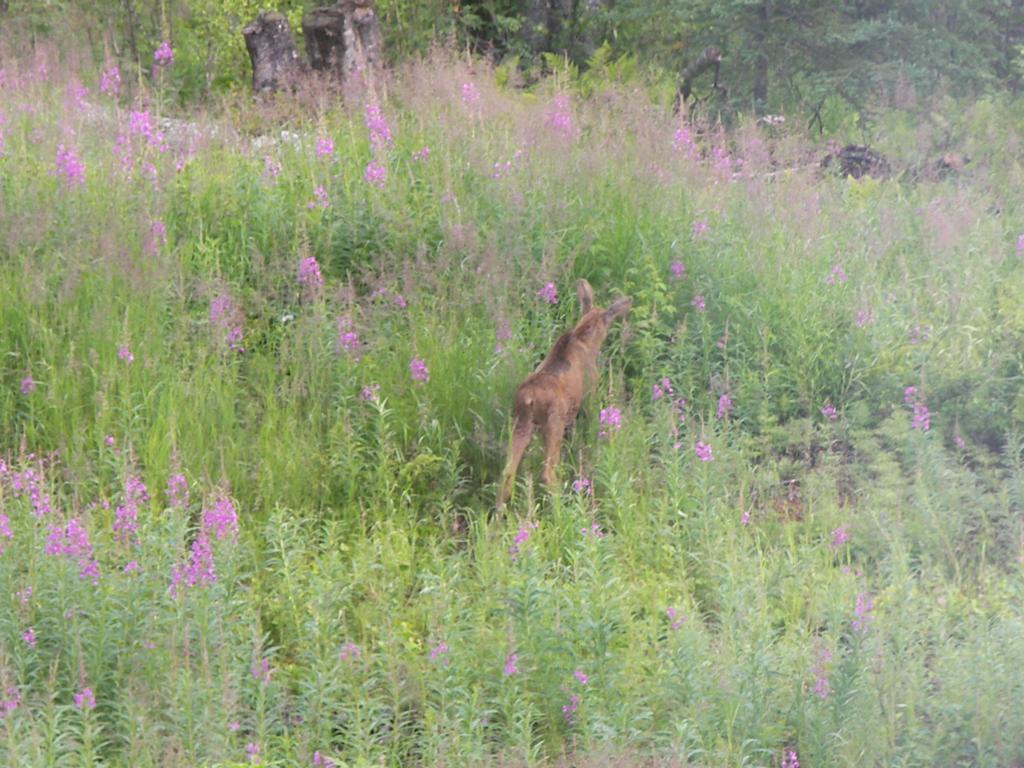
top-left (2, 45), bottom-right (1024, 767)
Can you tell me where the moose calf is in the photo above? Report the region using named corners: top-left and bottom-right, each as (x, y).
top-left (497, 279), bottom-right (631, 510)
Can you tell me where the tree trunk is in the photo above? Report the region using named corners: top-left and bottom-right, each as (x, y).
top-left (752, 0), bottom-right (769, 107)
top-left (242, 11), bottom-right (305, 93)
top-left (301, 1), bottom-right (383, 93)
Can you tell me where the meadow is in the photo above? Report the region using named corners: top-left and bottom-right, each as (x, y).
top-left (2, 40), bottom-right (1024, 767)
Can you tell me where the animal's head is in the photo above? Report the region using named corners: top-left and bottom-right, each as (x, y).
top-left (571, 279), bottom-right (632, 350)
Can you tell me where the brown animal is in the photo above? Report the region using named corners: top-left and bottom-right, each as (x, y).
top-left (497, 279), bottom-right (632, 510)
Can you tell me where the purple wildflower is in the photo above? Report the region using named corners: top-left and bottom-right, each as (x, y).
top-left (118, 345), bottom-right (134, 364)
top-left (694, 441), bottom-right (713, 462)
top-left (544, 93), bottom-right (574, 139)
top-left (167, 473), bottom-right (189, 508)
top-left (113, 474), bottom-right (148, 546)
top-left (691, 294), bottom-right (706, 312)
top-left (652, 377), bottom-right (674, 401)
top-left (202, 496), bottom-right (238, 541)
top-left (670, 261), bottom-right (686, 281)
top-left (123, 560), bottom-right (140, 573)
top-left (503, 652), bottom-right (519, 676)
top-left (22, 626), bottom-right (35, 648)
top-left (716, 393), bottom-right (733, 419)
top-left (335, 317), bottom-right (360, 357)
top-left (263, 156), bottom-right (282, 181)
top-left (145, 219), bottom-right (167, 255)
top-left (954, 432), bottom-right (966, 449)
top-left (363, 161), bottom-right (387, 188)
top-left (598, 407), bottom-right (622, 435)
top-left (903, 386), bottom-right (918, 404)
top-left (811, 646), bottom-right (832, 699)
top-left (580, 522), bottom-right (604, 538)
top-left (153, 41), bottom-right (174, 66)
top-left (251, 658), bottom-right (272, 685)
top-left (673, 126), bottom-right (697, 158)
top-left (781, 749), bottom-right (800, 768)
top-left (54, 145), bottom-right (85, 188)
top-left (1017, 233), bottom-right (1024, 256)
top-left (313, 752), bottom-right (334, 767)
top-left (537, 282), bottom-right (558, 304)
top-left (666, 606), bottom-right (685, 630)
top-left (409, 357), bottom-right (429, 383)
top-left (339, 641), bottom-right (361, 662)
top-left (852, 592), bottom-right (874, 633)
top-left (820, 403), bottom-right (837, 421)
top-left (508, 520), bottom-right (539, 559)
top-left (830, 525), bottom-right (848, 550)
top-left (308, 184), bottom-right (330, 209)
top-left (561, 693), bottom-right (580, 724)
top-left (462, 81), bottom-right (480, 105)
top-left (428, 642), bottom-right (449, 664)
top-left (691, 219), bottom-right (709, 237)
top-left (0, 687), bottom-right (20, 716)
top-left (740, 510), bottom-right (751, 525)
top-left (100, 65), bottom-right (121, 97)
top-left (364, 103), bottom-right (392, 150)
top-left (855, 308), bottom-right (873, 327)
top-left (45, 518), bottom-right (99, 584)
top-left (74, 687), bottom-right (96, 711)
top-left (911, 402), bottom-right (930, 431)
top-left (315, 137), bottom-right (334, 158)
top-left (572, 476), bottom-right (592, 495)
top-left (0, 514), bottom-right (11, 552)
top-left (20, 375), bottom-right (35, 395)
top-left (825, 264), bottom-right (848, 285)
top-left (360, 383), bottom-right (380, 401)
top-left (246, 743), bottom-right (260, 764)
top-left (298, 256), bottom-right (324, 299)
top-left (412, 146), bottom-right (430, 162)
top-left (573, 668), bottom-right (589, 685)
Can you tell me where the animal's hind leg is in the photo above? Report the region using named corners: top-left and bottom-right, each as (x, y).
top-left (497, 419), bottom-right (533, 511)
top-left (541, 415), bottom-right (565, 489)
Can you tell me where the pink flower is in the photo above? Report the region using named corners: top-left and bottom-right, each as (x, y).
top-left (412, 146), bottom-right (430, 162)
top-left (54, 144), bottom-right (85, 188)
top-left (153, 41), bottom-right (174, 66)
top-left (573, 668), bottom-right (589, 685)
top-left (21, 626), bottom-right (35, 648)
top-left (145, 219), bottom-right (167, 255)
top-left (694, 441), bottom-right (713, 462)
top-left (820, 403), bottom-right (837, 421)
top-left (503, 652), bottom-right (519, 676)
top-left (19, 376), bottom-right (35, 395)
top-left (670, 261), bottom-right (685, 281)
top-left (315, 137), bottom-right (334, 158)
top-left (364, 103), bottom-right (392, 150)
top-left (852, 592), bottom-right (873, 633)
top-left (543, 93), bottom-right (574, 139)
top-left (666, 606), bottom-right (685, 630)
top-left (409, 357), bottom-right (429, 383)
top-left (536, 282), bottom-right (557, 304)
top-left (825, 264), bottom-right (848, 285)
top-left (716, 393), bottom-right (733, 419)
top-left (911, 401), bottom-right (930, 431)
top-left (461, 82), bottom-right (480, 105)
top-left (360, 383), bottom-right (380, 401)
top-left (691, 294), bottom-right (706, 312)
top-left (811, 646), bottom-right (832, 699)
top-left (830, 525), bottom-right (848, 550)
top-left (598, 407), bottom-right (622, 435)
top-left (781, 748), bottom-right (800, 768)
top-left (363, 161), bottom-right (387, 188)
top-left (118, 345), bottom-right (134, 364)
top-left (338, 641), bottom-right (361, 662)
top-left (298, 256), bottom-right (324, 298)
top-left (508, 520), bottom-right (538, 559)
top-left (309, 184), bottom-right (330, 209)
top-left (691, 219), bottom-right (709, 237)
top-left (428, 642), bottom-right (449, 664)
top-left (572, 476), bottom-right (592, 495)
top-left (652, 377), bottom-right (674, 401)
top-left (99, 65), bottom-right (121, 97)
top-left (855, 308), bottom-right (873, 327)
top-left (74, 687), bottom-right (96, 711)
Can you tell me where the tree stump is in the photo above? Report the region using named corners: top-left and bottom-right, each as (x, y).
top-left (301, 0), bottom-right (383, 92)
top-left (242, 11), bottom-right (305, 93)
top-left (821, 144), bottom-right (892, 180)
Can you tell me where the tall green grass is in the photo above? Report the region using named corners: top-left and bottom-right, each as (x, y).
top-left (1, 45), bottom-right (1024, 767)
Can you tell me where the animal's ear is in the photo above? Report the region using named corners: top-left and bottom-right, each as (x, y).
top-left (577, 279), bottom-right (594, 315)
top-left (604, 296), bottom-right (632, 322)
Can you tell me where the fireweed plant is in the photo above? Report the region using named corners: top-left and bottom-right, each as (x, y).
top-left (0, 43), bottom-right (1024, 768)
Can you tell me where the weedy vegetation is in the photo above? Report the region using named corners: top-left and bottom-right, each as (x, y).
top-left (1, 36), bottom-right (1024, 768)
